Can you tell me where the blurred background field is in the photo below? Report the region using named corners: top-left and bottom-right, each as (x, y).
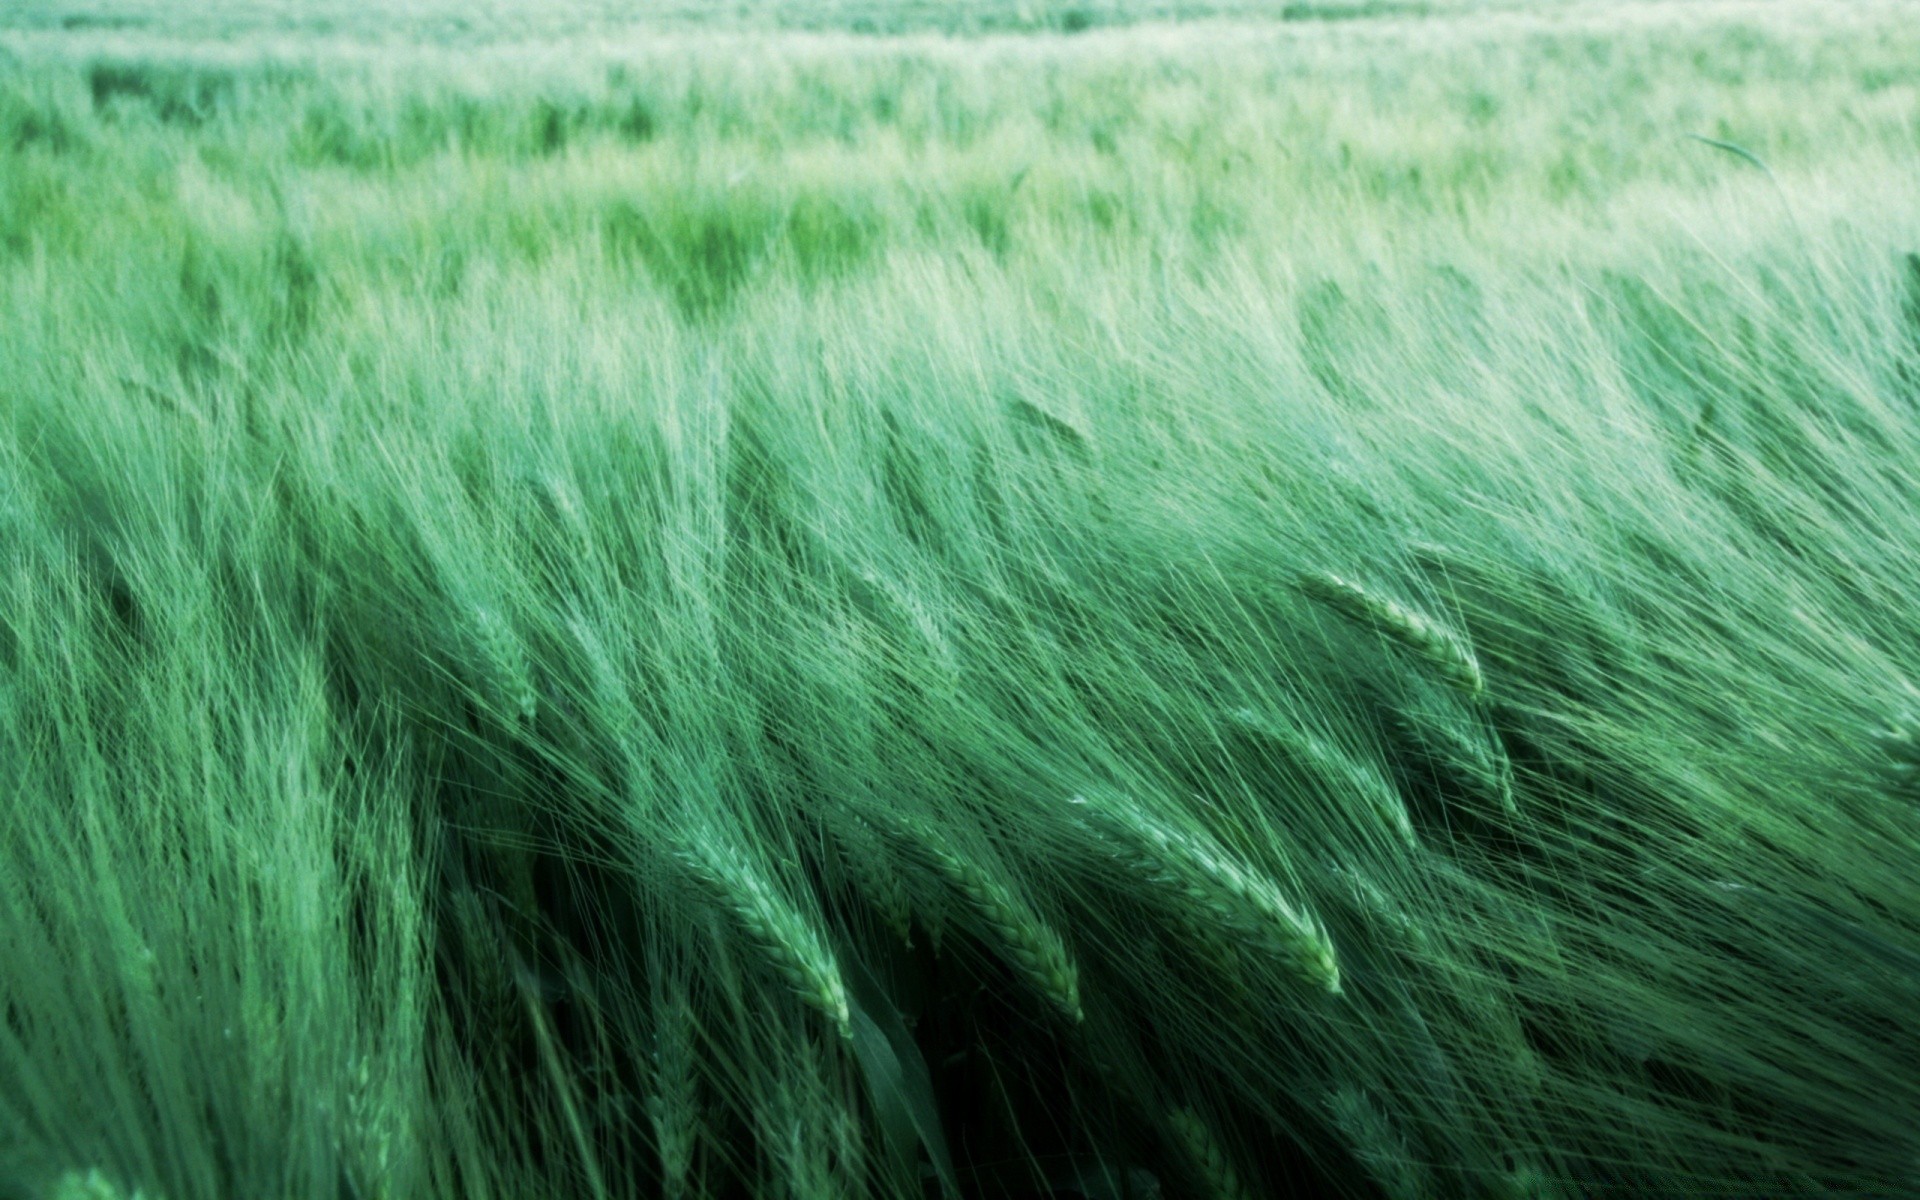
top-left (3, 1), bottom-right (1920, 1198)
top-left (3, 0), bottom-right (1599, 39)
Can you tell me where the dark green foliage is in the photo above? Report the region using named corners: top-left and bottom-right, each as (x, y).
top-left (0, 93), bottom-right (78, 152)
top-left (86, 60), bottom-right (239, 126)
top-left (784, 192), bottom-right (881, 284)
top-left (604, 197), bottom-right (770, 317)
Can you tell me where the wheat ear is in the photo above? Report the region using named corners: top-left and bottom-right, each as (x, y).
top-left (676, 840), bottom-right (852, 1039)
top-left (1392, 709), bottom-right (1519, 817)
top-left (1068, 794), bottom-right (1340, 995)
top-left (1327, 1085), bottom-right (1431, 1200)
top-left (834, 816), bottom-right (917, 947)
top-left (647, 989), bottom-right (702, 1200)
top-left (1168, 1107), bottom-right (1255, 1200)
top-left (1325, 861), bottom-right (1431, 957)
top-left (869, 813), bottom-right (1084, 1023)
top-left (756, 1035), bottom-right (849, 1200)
top-left (1298, 571), bottom-right (1485, 698)
top-left (467, 601), bottom-right (538, 727)
top-left (1227, 707), bottom-right (1418, 849)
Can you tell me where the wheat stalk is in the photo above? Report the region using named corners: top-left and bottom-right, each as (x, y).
top-left (676, 839), bottom-right (852, 1039)
top-left (1298, 571), bottom-right (1485, 698)
top-left (1068, 793), bottom-right (1341, 995)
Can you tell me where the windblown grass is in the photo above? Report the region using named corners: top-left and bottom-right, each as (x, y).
top-left (3, 1), bottom-right (1920, 1197)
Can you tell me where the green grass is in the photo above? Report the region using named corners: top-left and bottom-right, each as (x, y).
top-left (3, 2), bottom-right (1920, 1197)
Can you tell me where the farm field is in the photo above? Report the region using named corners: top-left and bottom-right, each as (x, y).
top-left (4, 1), bottom-right (1920, 1197)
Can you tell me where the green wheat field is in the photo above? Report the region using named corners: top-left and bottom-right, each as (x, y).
top-left (4, 0), bottom-right (1920, 1196)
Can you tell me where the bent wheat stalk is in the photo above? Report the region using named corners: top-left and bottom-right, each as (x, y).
top-left (1390, 708), bottom-right (1519, 817)
top-left (1226, 707), bottom-right (1419, 849)
top-left (1298, 571), bottom-right (1485, 698)
top-left (866, 812), bottom-right (1084, 1023)
top-left (1068, 793), bottom-right (1341, 995)
top-left (675, 839), bottom-right (852, 1039)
